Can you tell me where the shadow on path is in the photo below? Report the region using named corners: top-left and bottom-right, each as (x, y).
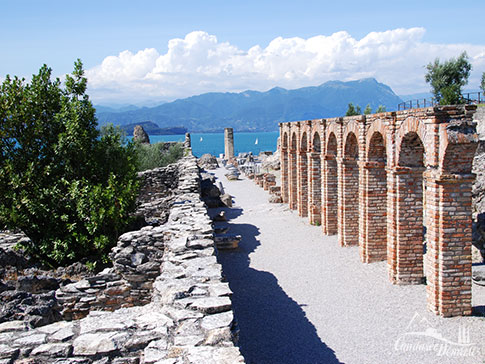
top-left (213, 207), bottom-right (342, 364)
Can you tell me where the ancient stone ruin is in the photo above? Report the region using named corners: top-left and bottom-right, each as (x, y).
top-left (133, 125), bottom-right (150, 144)
top-left (224, 128), bottom-right (234, 160)
top-left (0, 156), bottom-right (243, 363)
top-left (279, 105), bottom-right (478, 317)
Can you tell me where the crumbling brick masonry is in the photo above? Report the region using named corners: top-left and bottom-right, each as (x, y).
top-left (280, 105), bottom-right (478, 317)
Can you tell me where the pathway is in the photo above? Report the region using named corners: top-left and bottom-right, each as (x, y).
top-left (210, 167), bottom-right (485, 364)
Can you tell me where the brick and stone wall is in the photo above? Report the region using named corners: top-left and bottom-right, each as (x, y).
top-left (279, 105), bottom-right (478, 317)
top-left (0, 156), bottom-right (244, 363)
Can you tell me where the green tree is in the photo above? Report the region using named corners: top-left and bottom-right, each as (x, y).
top-left (481, 72), bottom-right (485, 94)
top-left (346, 103), bottom-right (362, 116)
top-left (0, 61), bottom-right (139, 266)
top-left (375, 105), bottom-right (386, 113)
top-left (425, 52), bottom-right (472, 105)
top-left (364, 104), bottom-right (372, 115)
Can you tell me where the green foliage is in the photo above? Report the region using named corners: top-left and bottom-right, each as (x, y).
top-left (0, 61), bottom-right (139, 267)
top-left (364, 104), bottom-right (372, 115)
top-left (346, 103), bottom-right (362, 116)
top-left (481, 72), bottom-right (485, 93)
top-left (135, 142), bottom-right (183, 171)
top-left (425, 52), bottom-right (472, 105)
top-left (375, 105), bottom-right (386, 113)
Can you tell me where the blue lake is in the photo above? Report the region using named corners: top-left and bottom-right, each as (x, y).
top-left (146, 131), bottom-right (279, 157)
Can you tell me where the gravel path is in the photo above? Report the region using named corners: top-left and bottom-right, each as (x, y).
top-left (210, 167), bottom-right (485, 364)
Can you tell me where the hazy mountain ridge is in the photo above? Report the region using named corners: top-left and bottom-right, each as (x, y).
top-left (95, 78), bottom-right (403, 132)
top-left (119, 121), bottom-right (187, 136)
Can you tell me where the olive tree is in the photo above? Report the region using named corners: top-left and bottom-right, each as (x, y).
top-left (425, 52), bottom-right (472, 105)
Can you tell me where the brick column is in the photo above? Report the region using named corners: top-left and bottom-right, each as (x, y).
top-left (338, 157), bottom-right (359, 246)
top-left (308, 152), bottom-right (322, 225)
top-left (322, 154), bottom-right (338, 235)
top-left (425, 172), bottom-right (474, 316)
top-left (389, 167), bottom-right (425, 284)
top-left (359, 161), bottom-right (388, 262)
top-left (297, 151), bottom-right (308, 217)
top-left (281, 147), bottom-right (289, 204)
top-left (387, 167), bottom-right (398, 282)
top-left (288, 149), bottom-right (298, 210)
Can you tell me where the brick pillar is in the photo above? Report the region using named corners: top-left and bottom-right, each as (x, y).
top-left (338, 157), bottom-right (359, 246)
top-left (389, 167), bottom-right (425, 284)
top-left (387, 168), bottom-right (398, 282)
top-left (281, 147), bottom-right (289, 204)
top-left (297, 151), bottom-right (308, 217)
top-left (308, 152), bottom-right (322, 225)
top-left (288, 149), bottom-right (298, 210)
top-left (425, 172), bottom-right (474, 316)
top-left (359, 161), bottom-right (387, 262)
top-left (322, 154), bottom-right (338, 235)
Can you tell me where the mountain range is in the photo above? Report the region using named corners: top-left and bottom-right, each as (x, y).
top-left (95, 78), bottom-right (403, 133)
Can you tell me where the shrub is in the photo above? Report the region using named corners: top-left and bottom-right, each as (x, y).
top-left (135, 142), bottom-right (183, 171)
top-left (0, 61), bottom-right (139, 267)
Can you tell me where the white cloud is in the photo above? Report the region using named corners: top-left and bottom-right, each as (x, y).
top-left (85, 28), bottom-right (485, 104)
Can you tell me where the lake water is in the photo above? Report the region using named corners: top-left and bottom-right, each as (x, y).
top-left (147, 131), bottom-right (279, 157)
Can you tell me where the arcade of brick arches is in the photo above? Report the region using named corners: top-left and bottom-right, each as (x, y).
top-left (279, 105), bottom-right (478, 317)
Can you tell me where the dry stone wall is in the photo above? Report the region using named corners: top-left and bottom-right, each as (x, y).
top-left (0, 156), bottom-right (244, 363)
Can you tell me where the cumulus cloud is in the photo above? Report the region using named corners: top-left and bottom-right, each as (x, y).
top-left (86, 28), bottom-right (485, 104)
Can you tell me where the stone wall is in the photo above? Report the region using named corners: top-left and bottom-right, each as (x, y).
top-left (0, 156), bottom-right (244, 363)
top-left (280, 106), bottom-right (478, 317)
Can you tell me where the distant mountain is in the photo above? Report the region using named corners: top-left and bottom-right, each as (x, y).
top-left (96, 78), bottom-right (403, 132)
top-left (94, 104), bottom-right (141, 113)
top-left (399, 92), bottom-right (433, 101)
top-left (119, 121), bottom-right (187, 136)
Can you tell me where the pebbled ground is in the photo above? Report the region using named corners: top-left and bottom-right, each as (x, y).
top-left (212, 166), bottom-right (485, 364)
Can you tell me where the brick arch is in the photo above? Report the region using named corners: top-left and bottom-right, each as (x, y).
top-left (367, 131), bottom-right (386, 162)
top-left (326, 132), bottom-right (338, 156)
top-left (323, 131), bottom-right (338, 234)
top-left (398, 132), bottom-right (425, 167)
top-left (365, 120), bottom-right (388, 162)
top-left (340, 131), bottom-right (360, 246)
top-left (282, 132), bottom-right (289, 149)
top-left (394, 130), bottom-right (426, 284)
top-left (300, 132), bottom-right (308, 152)
top-left (291, 132), bottom-right (298, 150)
top-left (308, 131), bottom-right (322, 224)
top-left (298, 131), bottom-right (309, 216)
top-left (312, 132), bottom-right (321, 153)
top-left (289, 131), bottom-right (298, 210)
top-left (344, 132), bottom-right (359, 159)
top-left (360, 130), bottom-right (388, 263)
top-left (281, 131), bottom-right (290, 203)
top-left (395, 117), bottom-right (429, 167)
top-left (440, 137), bottom-right (477, 175)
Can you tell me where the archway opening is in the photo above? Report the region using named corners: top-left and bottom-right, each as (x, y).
top-left (310, 132), bottom-right (322, 225)
top-left (362, 131), bottom-right (387, 262)
top-left (290, 133), bottom-right (298, 210)
top-left (341, 132), bottom-right (359, 246)
top-left (282, 132), bottom-right (289, 203)
top-left (396, 131), bottom-right (426, 284)
top-left (324, 133), bottom-right (338, 235)
top-left (299, 132), bottom-right (308, 217)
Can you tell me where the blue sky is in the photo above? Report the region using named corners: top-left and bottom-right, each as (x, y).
top-left (1, 0), bottom-right (484, 104)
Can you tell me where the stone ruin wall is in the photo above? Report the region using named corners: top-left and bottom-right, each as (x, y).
top-left (280, 105), bottom-right (478, 317)
top-left (0, 155), bottom-right (244, 363)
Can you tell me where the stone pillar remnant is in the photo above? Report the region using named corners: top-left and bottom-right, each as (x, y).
top-left (133, 125), bottom-right (150, 144)
top-left (224, 128), bottom-right (234, 159)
